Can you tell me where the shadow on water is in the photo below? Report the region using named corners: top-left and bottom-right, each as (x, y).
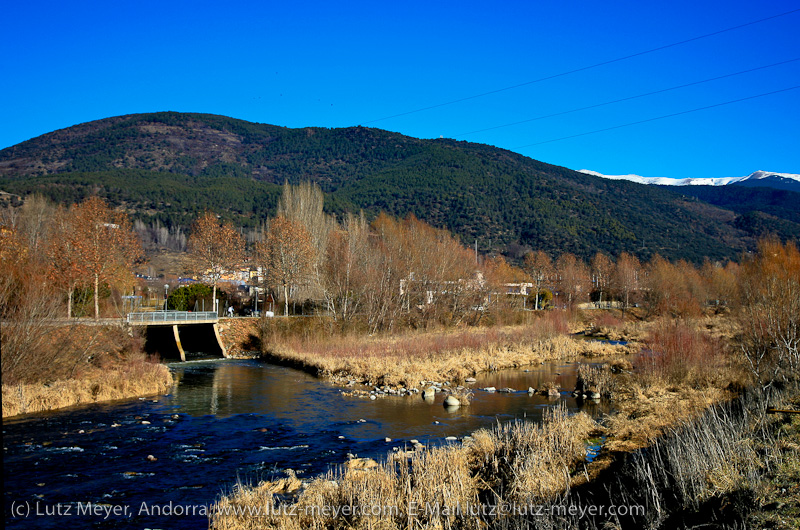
top-left (3, 358), bottom-right (612, 529)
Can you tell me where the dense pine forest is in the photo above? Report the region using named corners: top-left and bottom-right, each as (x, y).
top-left (2, 111), bottom-right (798, 263)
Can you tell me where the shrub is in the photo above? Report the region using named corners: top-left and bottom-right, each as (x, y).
top-left (636, 320), bottom-right (728, 386)
top-left (167, 283), bottom-right (218, 311)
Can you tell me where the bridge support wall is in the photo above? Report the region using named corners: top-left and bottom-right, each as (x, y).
top-left (173, 325), bottom-right (186, 362)
top-left (213, 323), bottom-right (228, 358)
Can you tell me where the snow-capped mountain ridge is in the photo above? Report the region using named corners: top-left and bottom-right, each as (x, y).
top-left (578, 170), bottom-right (800, 189)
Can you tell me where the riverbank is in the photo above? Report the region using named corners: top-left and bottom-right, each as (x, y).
top-left (211, 314), bottom-right (752, 529)
top-left (211, 382), bottom-right (735, 530)
top-left (256, 315), bottom-right (635, 389)
top-left (557, 384), bottom-right (800, 529)
top-left (1, 356), bottom-right (172, 418)
top-left (746, 391), bottom-right (800, 529)
top-left (1, 323), bottom-right (173, 418)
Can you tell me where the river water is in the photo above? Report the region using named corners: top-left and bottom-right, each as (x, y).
top-left (4, 357), bottom-right (609, 529)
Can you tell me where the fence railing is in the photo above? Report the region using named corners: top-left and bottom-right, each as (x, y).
top-left (127, 311), bottom-right (218, 324)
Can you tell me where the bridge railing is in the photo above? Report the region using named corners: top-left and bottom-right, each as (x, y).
top-left (127, 311), bottom-right (218, 324)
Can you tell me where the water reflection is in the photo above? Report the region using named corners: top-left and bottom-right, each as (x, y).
top-left (4, 358), bottom-right (612, 530)
top-left (164, 358), bottom-right (610, 441)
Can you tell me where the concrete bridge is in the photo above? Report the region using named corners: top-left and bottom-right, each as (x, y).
top-left (127, 311), bottom-right (227, 361)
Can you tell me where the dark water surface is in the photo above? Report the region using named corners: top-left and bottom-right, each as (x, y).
top-left (4, 358), bottom-right (609, 529)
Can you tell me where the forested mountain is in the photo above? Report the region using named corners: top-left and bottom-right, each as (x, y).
top-left (1, 112), bottom-right (797, 263)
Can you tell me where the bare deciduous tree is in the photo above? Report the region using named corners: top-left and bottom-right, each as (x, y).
top-left (701, 259), bottom-right (739, 308)
top-left (276, 181), bottom-right (335, 301)
top-left (323, 212), bottom-right (370, 322)
top-left (613, 252), bottom-right (641, 316)
top-left (46, 207), bottom-right (87, 318)
top-left (187, 212), bottom-right (244, 315)
top-left (71, 197), bottom-right (142, 319)
top-left (643, 255), bottom-right (703, 318)
top-left (1, 206), bottom-right (89, 384)
top-left (257, 216), bottom-right (315, 317)
top-left (555, 253), bottom-right (590, 309)
top-left (523, 250), bottom-right (553, 310)
top-left (590, 252), bottom-right (614, 306)
top-left (739, 238), bottom-right (800, 389)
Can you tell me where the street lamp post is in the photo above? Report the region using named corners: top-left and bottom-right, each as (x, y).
top-left (164, 284), bottom-right (169, 311)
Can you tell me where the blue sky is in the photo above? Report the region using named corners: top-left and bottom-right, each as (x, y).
top-left (2, 0), bottom-right (799, 178)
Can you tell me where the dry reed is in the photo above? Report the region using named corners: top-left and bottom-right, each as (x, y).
top-left (260, 318), bottom-right (629, 388)
top-left (596, 387), bottom-right (794, 529)
top-left (211, 405), bottom-right (598, 530)
top-left (2, 354), bottom-right (172, 418)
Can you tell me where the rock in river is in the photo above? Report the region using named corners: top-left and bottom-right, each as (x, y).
top-left (444, 395), bottom-right (460, 407)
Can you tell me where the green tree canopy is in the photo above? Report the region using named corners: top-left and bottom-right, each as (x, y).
top-left (166, 283), bottom-right (222, 311)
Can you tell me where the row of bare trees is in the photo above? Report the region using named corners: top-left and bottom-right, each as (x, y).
top-left (183, 182), bottom-right (775, 328)
top-left (1, 196), bottom-right (144, 384)
top-left (185, 183), bottom-right (493, 330)
top-left (1, 196), bottom-right (142, 320)
top-left (522, 248), bottom-right (743, 317)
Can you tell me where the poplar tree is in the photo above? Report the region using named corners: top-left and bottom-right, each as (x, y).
top-left (257, 216), bottom-right (314, 317)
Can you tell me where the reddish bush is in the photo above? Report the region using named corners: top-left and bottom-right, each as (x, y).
top-left (637, 321), bottom-right (727, 386)
top-left (595, 312), bottom-right (623, 329)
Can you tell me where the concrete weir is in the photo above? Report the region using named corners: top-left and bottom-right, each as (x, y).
top-left (127, 312), bottom-right (227, 361)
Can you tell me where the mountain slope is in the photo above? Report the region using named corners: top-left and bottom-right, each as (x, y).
top-left (1, 112), bottom-right (797, 263)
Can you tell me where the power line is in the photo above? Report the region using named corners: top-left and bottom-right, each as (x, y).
top-left (360, 8), bottom-right (800, 125)
top-left (512, 85), bottom-right (800, 149)
top-left (454, 58), bottom-right (800, 137)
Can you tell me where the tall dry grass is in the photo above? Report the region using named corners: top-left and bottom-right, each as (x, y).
top-left (211, 405), bottom-right (598, 530)
top-left (589, 386), bottom-right (795, 529)
top-left (466, 406), bottom-right (598, 503)
top-left (259, 313), bottom-right (628, 387)
top-left (2, 353), bottom-right (172, 417)
top-left (455, 386), bottom-right (798, 530)
top-left (575, 363), bottom-right (616, 397)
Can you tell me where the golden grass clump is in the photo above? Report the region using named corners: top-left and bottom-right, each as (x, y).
top-left (261, 323), bottom-right (627, 389)
top-left (603, 379), bottom-right (728, 453)
top-left (466, 405), bottom-right (598, 503)
top-left (575, 363), bottom-right (615, 396)
top-left (211, 405), bottom-right (599, 530)
top-left (2, 355), bottom-right (172, 418)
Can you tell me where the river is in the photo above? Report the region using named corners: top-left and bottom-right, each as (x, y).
top-left (3, 357), bottom-right (610, 529)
